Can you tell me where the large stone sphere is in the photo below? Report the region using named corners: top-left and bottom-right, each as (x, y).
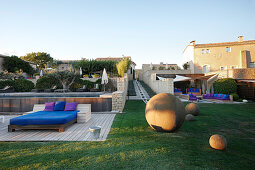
top-left (185, 103), bottom-right (200, 116)
top-left (145, 93), bottom-right (185, 132)
top-left (209, 134), bottom-right (227, 150)
top-left (185, 114), bottom-right (195, 121)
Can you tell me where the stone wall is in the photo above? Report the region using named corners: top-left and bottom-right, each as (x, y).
top-left (148, 73), bottom-right (174, 94)
top-left (139, 69), bottom-right (190, 94)
top-left (112, 73), bottom-right (128, 112)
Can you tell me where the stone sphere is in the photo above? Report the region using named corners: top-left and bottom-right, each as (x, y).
top-left (185, 103), bottom-right (200, 116)
top-left (145, 93), bottom-right (185, 132)
top-left (185, 114), bottom-right (195, 121)
top-left (209, 134), bottom-right (227, 150)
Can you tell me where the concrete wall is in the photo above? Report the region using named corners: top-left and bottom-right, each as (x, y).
top-left (193, 43), bottom-right (255, 73)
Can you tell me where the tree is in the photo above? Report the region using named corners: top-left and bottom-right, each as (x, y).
top-left (48, 71), bottom-right (78, 90)
top-left (21, 52), bottom-right (53, 69)
top-left (3, 55), bottom-right (34, 75)
top-left (116, 58), bottom-right (131, 77)
top-left (182, 62), bottom-right (189, 70)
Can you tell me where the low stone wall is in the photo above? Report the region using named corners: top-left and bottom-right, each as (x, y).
top-left (112, 74), bottom-right (128, 112)
top-left (149, 73), bottom-right (174, 94)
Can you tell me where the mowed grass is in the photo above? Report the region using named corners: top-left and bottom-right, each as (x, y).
top-left (0, 101), bottom-right (255, 169)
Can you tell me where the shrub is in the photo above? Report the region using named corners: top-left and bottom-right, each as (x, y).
top-left (116, 58), bottom-right (131, 77)
top-left (34, 73), bottom-right (40, 76)
top-left (69, 77), bottom-right (83, 91)
top-left (213, 78), bottom-right (237, 94)
top-left (0, 80), bottom-right (15, 89)
top-left (231, 93), bottom-right (239, 101)
top-left (36, 76), bottom-right (62, 90)
top-left (13, 79), bottom-right (34, 92)
top-left (3, 55), bottom-right (34, 75)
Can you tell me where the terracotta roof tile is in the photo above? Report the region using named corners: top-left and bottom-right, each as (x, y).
top-left (195, 40), bottom-right (255, 48)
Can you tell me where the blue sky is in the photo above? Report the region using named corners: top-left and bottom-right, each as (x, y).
top-left (0, 0), bottom-right (255, 68)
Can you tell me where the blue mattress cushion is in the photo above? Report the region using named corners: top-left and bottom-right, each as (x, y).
top-left (54, 101), bottom-right (66, 111)
top-left (10, 111), bottom-right (78, 125)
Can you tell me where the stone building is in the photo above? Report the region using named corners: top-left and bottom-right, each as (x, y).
top-left (183, 36), bottom-right (255, 74)
top-left (183, 36), bottom-right (255, 99)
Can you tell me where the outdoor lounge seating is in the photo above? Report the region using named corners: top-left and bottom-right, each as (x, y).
top-left (8, 103), bottom-right (91, 132)
top-left (186, 88), bottom-right (201, 96)
top-left (174, 88), bottom-right (183, 96)
top-left (188, 94), bottom-right (198, 101)
top-left (202, 94), bottom-right (233, 102)
top-left (0, 86), bottom-right (14, 93)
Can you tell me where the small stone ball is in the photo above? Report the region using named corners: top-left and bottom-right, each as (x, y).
top-left (145, 93), bottom-right (185, 132)
top-left (209, 134), bottom-right (227, 150)
top-left (185, 114), bottom-right (195, 121)
top-left (185, 103), bottom-right (200, 116)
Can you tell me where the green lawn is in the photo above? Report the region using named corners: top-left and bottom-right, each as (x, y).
top-left (0, 101), bottom-right (255, 169)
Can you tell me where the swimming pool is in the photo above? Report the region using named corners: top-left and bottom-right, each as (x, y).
top-left (0, 92), bottom-right (112, 112)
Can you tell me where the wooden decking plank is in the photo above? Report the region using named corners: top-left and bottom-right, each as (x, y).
top-left (75, 114), bottom-right (107, 141)
top-left (0, 114), bottom-right (116, 141)
top-left (84, 114), bottom-right (109, 141)
top-left (91, 114), bottom-right (111, 141)
top-left (80, 114), bottom-right (111, 141)
top-left (96, 114), bottom-right (115, 141)
top-left (99, 114), bottom-right (115, 141)
top-left (70, 116), bottom-right (99, 141)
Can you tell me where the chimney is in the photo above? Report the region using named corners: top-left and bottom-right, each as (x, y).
top-left (238, 36), bottom-right (243, 42)
top-left (190, 40), bottom-right (196, 46)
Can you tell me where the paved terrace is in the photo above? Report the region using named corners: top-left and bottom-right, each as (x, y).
top-left (0, 114), bottom-right (115, 142)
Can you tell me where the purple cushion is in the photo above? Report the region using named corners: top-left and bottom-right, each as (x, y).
top-left (64, 102), bottom-right (78, 111)
top-left (44, 102), bottom-right (55, 111)
top-left (54, 101), bottom-right (66, 111)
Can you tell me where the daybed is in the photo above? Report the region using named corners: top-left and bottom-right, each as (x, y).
top-left (8, 103), bottom-right (91, 132)
top-left (174, 88), bottom-right (183, 96)
top-left (202, 94), bottom-right (233, 102)
top-left (180, 94), bottom-right (198, 101)
top-left (188, 94), bottom-right (198, 101)
top-left (186, 88), bottom-right (201, 96)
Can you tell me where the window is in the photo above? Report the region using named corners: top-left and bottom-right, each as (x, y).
top-left (250, 62), bottom-right (255, 68)
top-left (206, 49), bottom-right (210, 53)
top-left (202, 49), bottom-right (205, 54)
top-left (226, 47), bottom-right (231, 52)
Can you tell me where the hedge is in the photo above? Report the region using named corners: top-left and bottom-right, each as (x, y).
top-left (213, 78), bottom-right (237, 94)
top-left (13, 79), bottom-right (34, 92)
top-left (0, 80), bottom-right (15, 89)
top-left (35, 76), bottom-right (62, 90)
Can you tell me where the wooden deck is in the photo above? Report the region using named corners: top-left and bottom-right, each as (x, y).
top-left (0, 114), bottom-right (115, 142)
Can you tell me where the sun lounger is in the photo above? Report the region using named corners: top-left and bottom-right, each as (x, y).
top-left (0, 86), bottom-right (14, 93)
top-left (8, 104), bottom-right (91, 132)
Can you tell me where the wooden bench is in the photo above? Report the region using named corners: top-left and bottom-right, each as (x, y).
top-left (23, 104), bottom-right (91, 123)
